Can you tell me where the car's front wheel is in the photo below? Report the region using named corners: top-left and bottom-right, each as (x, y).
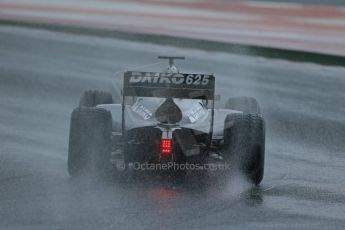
top-left (225, 97), bottom-right (261, 114)
top-left (79, 90), bottom-right (113, 107)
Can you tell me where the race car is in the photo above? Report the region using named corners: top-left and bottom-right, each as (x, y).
top-left (67, 56), bottom-right (265, 185)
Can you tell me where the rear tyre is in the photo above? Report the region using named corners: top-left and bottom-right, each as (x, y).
top-left (68, 107), bottom-right (113, 179)
top-left (79, 90), bottom-right (113, 107)
top-left (223, 113), bottom-right (265, 185)
top-left (225, 97), bottom-right (261, 114)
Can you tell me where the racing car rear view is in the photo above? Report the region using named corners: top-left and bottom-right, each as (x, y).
top-left (67, 56), bottom-right (265, 185)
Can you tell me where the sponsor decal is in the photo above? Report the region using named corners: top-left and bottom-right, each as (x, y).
top-left (131, 100), bottom-right (152, 120)
top-left (186, 102), bottom-right (207, 123)
top-left (128, 72), bottom-right (211, 86)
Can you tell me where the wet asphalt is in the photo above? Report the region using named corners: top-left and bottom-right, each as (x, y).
top-left (0, 26), bottom-right (345, 230)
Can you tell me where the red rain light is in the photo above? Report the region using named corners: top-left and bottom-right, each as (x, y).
top-left (161, 139), bottom-right (172, 155)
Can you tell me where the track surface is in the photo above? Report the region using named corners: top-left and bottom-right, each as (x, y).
top-left (0, 26), bottom-right (345, 230)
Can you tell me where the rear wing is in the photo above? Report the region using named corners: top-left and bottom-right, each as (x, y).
top-left (123, 71), bottom-right (215, 100)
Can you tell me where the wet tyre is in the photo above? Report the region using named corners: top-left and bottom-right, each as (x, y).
top-left (223, 113), bottom-right (265, 185)
top-left (79, 90), bottom-right (113, 107)
top-left (68, 107), bottom-right (113, 178)
top-left (225, 97), bottom-right (261, 114)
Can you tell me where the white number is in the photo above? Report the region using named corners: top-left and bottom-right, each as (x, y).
top-left (201, 75), bottom-right (210, 85)
top-left (193, 75), bottom-right (201, 85)
top-left (186, 75), bottom-right (194, 85)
